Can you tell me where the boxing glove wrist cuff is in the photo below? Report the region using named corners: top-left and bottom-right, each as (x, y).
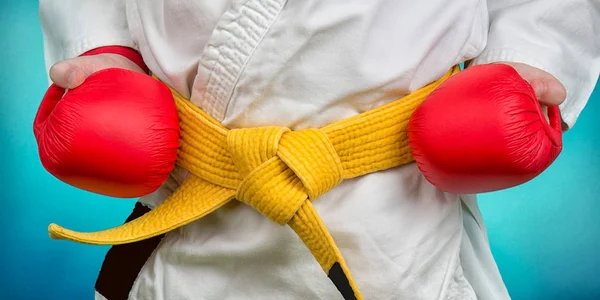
top-left (81, 46), bottom-right (149, 74)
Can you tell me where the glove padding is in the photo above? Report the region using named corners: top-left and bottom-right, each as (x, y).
top-left (34, 68), bottom-right (180, 198)
top-left (408, 64), bottom-right (563, 194)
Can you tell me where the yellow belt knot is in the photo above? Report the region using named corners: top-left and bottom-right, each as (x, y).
top-left (47, 65), bottom-right (461, 300)
top-left (229, 126), bottom-right (343, 224)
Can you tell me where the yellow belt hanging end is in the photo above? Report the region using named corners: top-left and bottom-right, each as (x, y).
top-left (48, 65), bottom-right (461, 300)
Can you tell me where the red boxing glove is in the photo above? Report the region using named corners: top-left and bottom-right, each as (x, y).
top-left (33, 69), bottom-right (180, 198)
top-left (408, 64), bottom-right (563, 194)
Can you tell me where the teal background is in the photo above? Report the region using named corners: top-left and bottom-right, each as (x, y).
top-left (1, 1), bottom-right (598, 300)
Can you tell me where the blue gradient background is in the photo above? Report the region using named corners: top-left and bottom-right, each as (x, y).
top-left (1, 2), bottom-right (598, 300)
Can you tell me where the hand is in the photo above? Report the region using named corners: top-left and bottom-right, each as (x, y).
top-left (495, 61), bottom-right (567, 107)
top-left (49, 53), bottom-right (145, 89)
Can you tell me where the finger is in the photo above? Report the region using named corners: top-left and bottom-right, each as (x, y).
top-left (49, 60), bottom-right (85, 89)
top-left (49, 54), bottom-right (145, 89)
top-left (530, 78), bottom-right (567, 107)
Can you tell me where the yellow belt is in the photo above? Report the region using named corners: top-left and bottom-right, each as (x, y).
top-left (48, 65), bottom-right (460, 300)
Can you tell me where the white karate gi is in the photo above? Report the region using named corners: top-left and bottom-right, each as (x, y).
top-left (39, 0), bottom-right (600, 299)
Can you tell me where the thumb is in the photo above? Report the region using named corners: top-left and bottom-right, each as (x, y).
top-left (529, 78), bottom-right (567, 107)
top-left (49, 53), bottom-right (144, 89)
top-left (494, 61), bottom-right (567, 107)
